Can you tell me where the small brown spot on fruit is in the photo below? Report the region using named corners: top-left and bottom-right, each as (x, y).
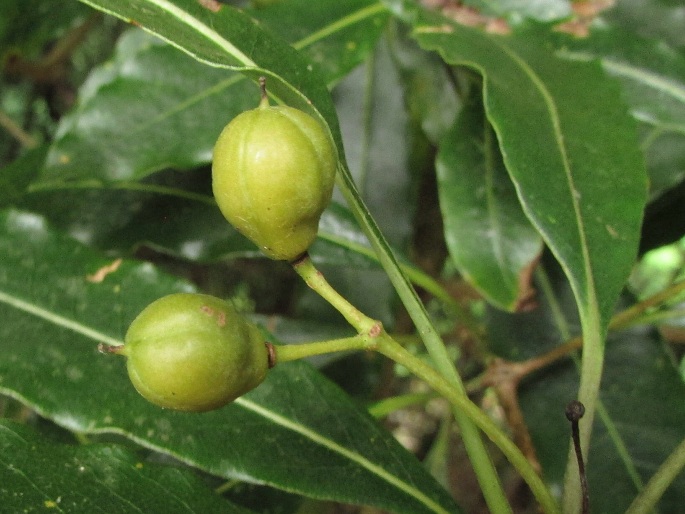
top-left (266, 342), bottom-right (277, 368)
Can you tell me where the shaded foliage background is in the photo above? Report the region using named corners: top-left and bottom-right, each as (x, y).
top-left (1, 0), bottom-right (684, 513)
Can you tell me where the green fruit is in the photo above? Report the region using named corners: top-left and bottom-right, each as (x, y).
top-left (116, 293), bottom-right (268, 412)
top-left (212, 92), bottom-right (337, 261)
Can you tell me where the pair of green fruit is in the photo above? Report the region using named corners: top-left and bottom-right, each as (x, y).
top-left (110, 81), bottom-right (337, 412)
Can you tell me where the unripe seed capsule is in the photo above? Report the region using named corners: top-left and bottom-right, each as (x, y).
top-left (212, 81), bottom-right (337, 261)
top-left (110, 293), bottom-right (269, 412)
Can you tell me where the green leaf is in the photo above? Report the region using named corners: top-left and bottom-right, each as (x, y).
top-left (23, 179), bottom-right (407, 268)
top-left (0, 145), bottom-right (44, 207)
top-left (550, 25), bottom-right (685, 199)
top-left (39, 28), bottom-right (256, 185)
top-left (0, 209), bottom-right (460, 514)
top-left (37, 0), bottom-right (387, 187)
top-left (413, 13), bottom-right (648, 508)
top-left (436, 92), bottom-right (542, 311)
top-left (414, 18), bottom-right (647, 335)
top-left (94, 191), bottom-right (255, 261)
top-left (0, 420), bottom-right (254, 514)
top-left (252, 0), bottom-right (389, 85)
top-left (488, 283), bottom-right (685, 514)
top-left (334, 35), bottom-right (414, 246)
top-left (386, 22), bottom-right (460, 144)
top-left (605, 0), bottom-right (685, 50)
top-left (25, 165), bottom-right (259, 260)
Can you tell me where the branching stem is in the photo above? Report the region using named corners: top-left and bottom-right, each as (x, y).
top-left (289, 253), bottom-right (560, 514)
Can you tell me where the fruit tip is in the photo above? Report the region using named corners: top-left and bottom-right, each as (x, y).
top-left (98, 343), bottom-right (127, 356)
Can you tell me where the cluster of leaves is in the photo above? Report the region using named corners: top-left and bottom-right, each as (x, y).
top-left (1, 0), bottom-right (684, 513)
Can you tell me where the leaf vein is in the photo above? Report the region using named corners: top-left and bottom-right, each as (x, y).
top-left (0, 290), bottom-right (122, 347)
top-left (235, 398), bottom-right (450, 514)
top-left (494, 40), bottom-right (597, 307)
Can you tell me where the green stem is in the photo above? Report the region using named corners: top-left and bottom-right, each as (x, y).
top-left (625, 437), bottom-right (685, 514)
top-left (625, 307), bottom-right (685, 328)
top-left (292, 254), bottom-right (377, 334)
top-left (534, 268), bottom-right (599, 514)
top-left (534, 268), bottom-right (605, 514)
top-left (562, 318), bottom-right (604, 514)
top-left (293, 253), bottom-right (559, 513)
top-left (367, 392), bottom-right (438, 419)
top-left (610, 279), bottom-right (685, 330)
top-left (274, 335), bottom-right (371, 363)
top-left (375, 334), bottom-right (560, 514)
top-left (335, 163), bottom-right (514, 514)
top-left (215, 478), bottom-right (241, 495)
top-left (562, 278), bottom-right (685, 513)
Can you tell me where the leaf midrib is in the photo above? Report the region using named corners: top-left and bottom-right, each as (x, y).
top-left (483, 121), bottom-right (517, 296)
top-left (237, 397), bottom-right (451, 514)
top-left (84, 1), bottom-right (389, 149)
top-left (559, 50), bottom-right (685, 106)
top-left (81, 0), bottom-right (257, 67)
top-left (413, 26), bottom-right (597, 311)
top-left (0, 280), bottom-right (450, 514)
top-left (0, 289), bottom-right (122, 347)
top-left (491, 37), bottom-right (599, 316)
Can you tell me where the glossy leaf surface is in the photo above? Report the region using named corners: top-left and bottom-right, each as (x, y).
top-left (436, 93), bottom-right (542, 311)
top-left (38, 0), bottom-right (388, 187)
top-left (414, 13), bottom-right (647, 336)
top-left (0, 209), bottom-right (460, 514)
top-left (551, 24), bottom-right (685, 199)
top-left (0, 420), bottom-right (254, 514)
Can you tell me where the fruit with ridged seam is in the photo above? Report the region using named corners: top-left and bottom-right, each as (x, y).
top-left (212, 80), bottom-right (337, 261)
top-left (103, 293), bottom-right (269, 412)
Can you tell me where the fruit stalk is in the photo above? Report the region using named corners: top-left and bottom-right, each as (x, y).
top-left (291, 254), bottom-right (559, 513)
